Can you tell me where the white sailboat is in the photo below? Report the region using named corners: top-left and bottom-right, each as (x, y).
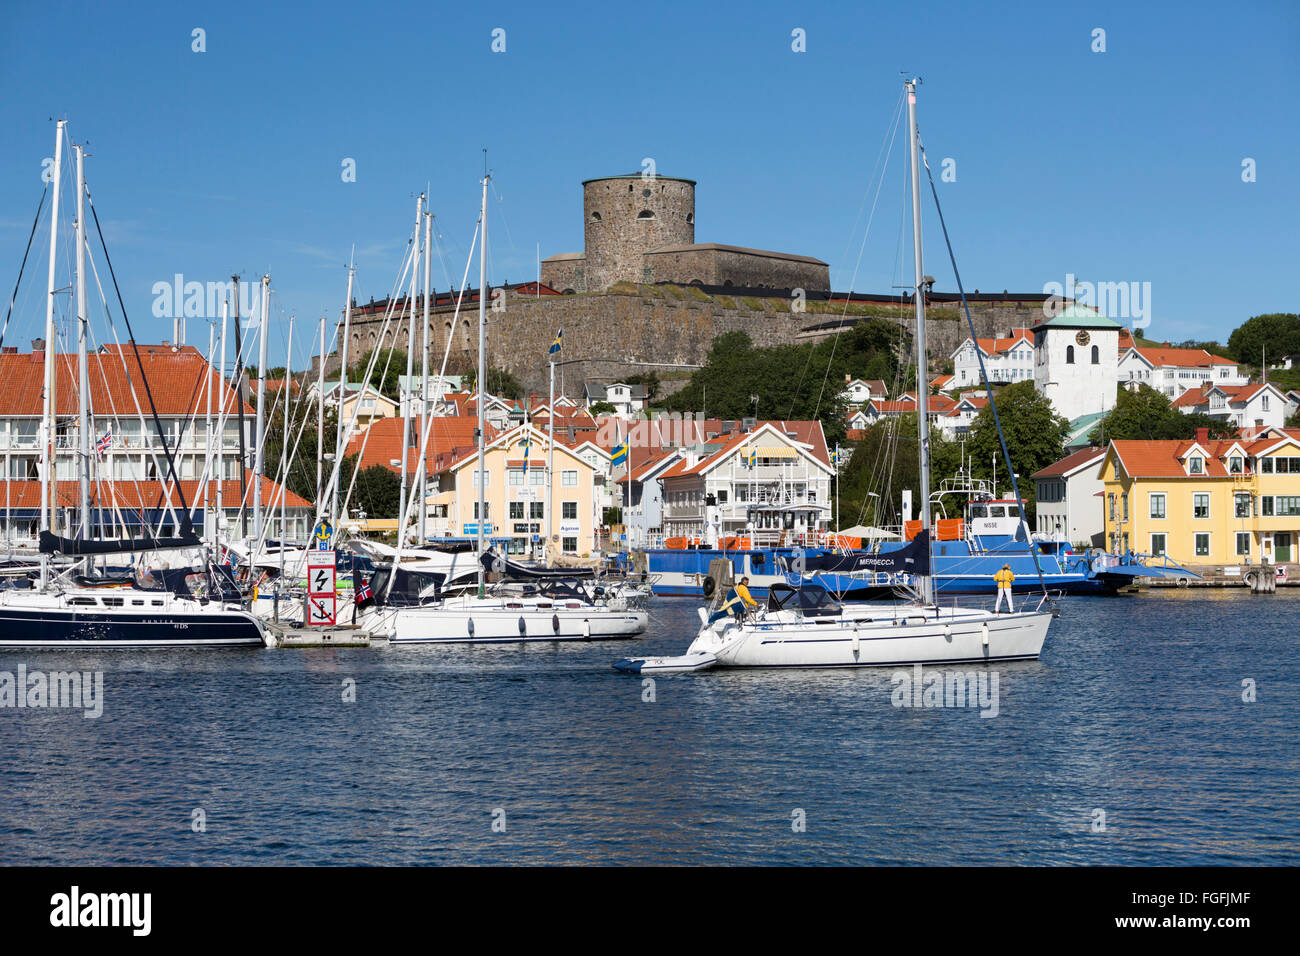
top-left (355, 171), bottom-right (648, 644)
top-left (615, 79), bottom-right (1053, 673)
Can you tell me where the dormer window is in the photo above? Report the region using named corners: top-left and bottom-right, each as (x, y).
top-left (1229, 456), bottom-right (1243, 474)
top-left (1189, 456), bottom-right (1204, 474)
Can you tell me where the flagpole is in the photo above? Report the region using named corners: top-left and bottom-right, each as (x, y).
top-left (547, 355), bottom-right (554, 564)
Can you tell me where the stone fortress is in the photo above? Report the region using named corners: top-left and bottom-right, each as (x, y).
top-left (328, 172), bottom-right (1061, 398)
top-left (540, 174), bottom-right (830, 293)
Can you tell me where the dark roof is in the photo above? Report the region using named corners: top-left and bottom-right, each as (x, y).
top-left (582, 173), bottom-right (696, 186)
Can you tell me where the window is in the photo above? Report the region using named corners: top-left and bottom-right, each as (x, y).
top-left (562, 501), bottom-right (577, 520)
top-left (1277, 496), bottom-right (1300, 517)
top-left (473, 501), bottom-right (490, 519)
top-left (1262, 395), bottom-right (1270, 411)
top-left (509, 502), bottom-right (524, 520)
top-left (1121, 493), bottom-right (1128, 521)
top-left (509, 468), bottom-right (524, 487)
top-left (1149, 493), bottom-right (1166, 519)
top-left (529, 502), bottom-right (544, 520)
top-left (1236, 532), bottom-right (1251, 556)
top-left (1262, 496), bottom-right (1274, 516)
top-left (1195, 533), bottom-right (1210, 557)
top-left (1193, 493), bottom-right (1210, 519)
top-left (472, 469), bottom-right (489, 488)
top-left (562, 537), bottom-right (578, 553)
top-left (529, 468), bottom-right (544, 486)
top-left (1234, 493), bottom-right (1251, 518)
top-left (1150, 533), bottom-right (1167, 556)
top-left (1066, 345), bottom-right (1075, 364)
top-left (1108, 493), bottom-right (1116, 521)
top-left (561, 470), bottom-right (577, 487)
top-left (1091, 345), bottom-right (1099, 364)
top-left (1229, 456), bottom-right (1243, 474)
top-left (1188, 456), bottom-right (1203, 474)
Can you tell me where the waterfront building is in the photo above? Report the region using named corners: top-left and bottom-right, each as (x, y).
top-left (1031, 446), bottom-right (1107, 546)
top-left (424, 422), bottom-right (600, 556)
top-left (659, 420), bottom-right (833, 542)
top-left (950, 328), bottom-right (1034, 388)
top-left (0, 344), bottom-right (311, 543)
top-left (1099, 427), bottom-right (1300, 564)
top-left (1171, 382), bottom-right (1290, 430)
top-left (1117, 341), bottom-right (1245, 398)
top-left (842, 377), bottom-right (887, 403)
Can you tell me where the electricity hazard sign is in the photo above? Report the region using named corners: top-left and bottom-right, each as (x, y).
top-left (307, 551), bottom-right (336, 597)
top-left (306, 594), bottom-right (337, 627)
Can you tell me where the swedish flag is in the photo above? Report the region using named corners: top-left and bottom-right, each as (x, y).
top-left (521, 433), bottom-right (531, 466)
top-left (746, 446), bottom-right (757, 467)
top-left (611, 440), bottom-right (628, 468)
top-left (549, 329), bottom-right (562, 356)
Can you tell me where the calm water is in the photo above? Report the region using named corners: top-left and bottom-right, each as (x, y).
top-left (1, 590), bottom-right (1297, 865)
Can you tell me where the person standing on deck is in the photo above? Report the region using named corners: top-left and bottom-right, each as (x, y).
top-left (994, 563), bottom-right (1015, 612)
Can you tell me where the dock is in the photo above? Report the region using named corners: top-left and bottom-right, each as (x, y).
top-left (268, 624), bottom-right (374, 648)
top-left (1141, 562), bottom-right (1296, 591)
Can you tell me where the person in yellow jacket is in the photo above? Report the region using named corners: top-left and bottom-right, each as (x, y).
top-left (993, 563), bottom-right (1015, 613)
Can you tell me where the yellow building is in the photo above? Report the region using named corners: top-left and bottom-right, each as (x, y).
top-left (426, 423), bottom-right (600, 558)
top-left (1099, 427), bottom-right (1300, 565)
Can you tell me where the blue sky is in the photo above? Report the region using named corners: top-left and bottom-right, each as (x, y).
top-left (1, 0), bottom-right (1296, 371)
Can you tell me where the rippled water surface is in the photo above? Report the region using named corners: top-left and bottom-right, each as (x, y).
top-left (1, 590), bottom-right (1297, 865)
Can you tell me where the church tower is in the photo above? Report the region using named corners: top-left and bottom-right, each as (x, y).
top-left (1032, 305), bottom-right (1123, 424)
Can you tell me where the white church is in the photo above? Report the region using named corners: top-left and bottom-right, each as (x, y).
top-left (1031, 304), bottom-right (1123, 430)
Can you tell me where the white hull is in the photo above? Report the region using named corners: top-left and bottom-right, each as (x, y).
top-left (692, 606), bottom-right (1050, 669)
top-left (361, 598), bottom-right (647, 645)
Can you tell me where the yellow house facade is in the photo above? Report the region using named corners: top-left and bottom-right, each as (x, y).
top-left (1100, 428), bottom-right (1300, 565)
top-left (426, 423), bottom-right (599, 557)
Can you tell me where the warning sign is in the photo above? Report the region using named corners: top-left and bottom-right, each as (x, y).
top-left (306, 594), bottom-right (337, 626)
top-left (307, 551), bottom-right (336, 597)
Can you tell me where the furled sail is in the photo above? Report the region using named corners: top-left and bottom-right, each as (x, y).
top-left (39, 530), bottom-right (202, 556)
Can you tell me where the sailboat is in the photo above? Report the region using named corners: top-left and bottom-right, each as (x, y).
top-left (614, 79), bottom-right (1053, 673)
top-left (0, 121), bottom-right (267, 647)
top-left (354, 172), bottom-right (648, 644)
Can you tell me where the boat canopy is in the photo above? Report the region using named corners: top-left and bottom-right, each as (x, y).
top-left (480, 550), bottom-right (596, 580)
top-left (766, 583), bottom-right (842, 617)
top-left (370, 567), bottom-right (445, 606)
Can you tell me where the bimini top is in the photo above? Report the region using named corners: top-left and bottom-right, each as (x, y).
top-left (766, 583), bottom-right (842, 617)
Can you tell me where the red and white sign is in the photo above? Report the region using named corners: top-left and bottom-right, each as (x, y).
top-left (306, 551), bottom-right (337, 626)
top-left (306, 594), bottom-right (337, 626)
top-left (1277, 566), bottom-right (1288, 582)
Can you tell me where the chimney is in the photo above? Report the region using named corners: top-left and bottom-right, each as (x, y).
top-left (31, 338), bottom-right (45, 351)
top-left (1196, 427), bottom-right (1209, 445)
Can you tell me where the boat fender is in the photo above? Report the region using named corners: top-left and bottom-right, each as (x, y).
top-left (552, 613), bottom-right (561, 633)
top-left (697, 607), bottom-right (709, 626)
top-left (851, 626), bottom-right (860, 656)
top-left (583, 619), bottom-right (592, 640)
top-left (1177, 577), bottom-right (1189, 588)
top-left (981, 622), bottom-right (989, 647)
top-left (702, 576), bottom-right (716, 598)
top-left (467, 618), bottom-right (475, 637)
top-left (518, 616), bottom-right (527, 636)
top-left (943, 624), bottom-right (952, 641)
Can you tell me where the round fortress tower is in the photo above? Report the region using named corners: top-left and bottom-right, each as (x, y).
top-left (582, 174), bottom-right (696, 289)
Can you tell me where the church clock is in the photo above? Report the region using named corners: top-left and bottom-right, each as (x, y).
top-left (1075, 330), bottom-right (1091, 346)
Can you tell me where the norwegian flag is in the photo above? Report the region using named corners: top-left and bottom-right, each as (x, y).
top-left (355, 578), bottom-right (375, 608)
top-left (95, 429), bottom-right (113, 459)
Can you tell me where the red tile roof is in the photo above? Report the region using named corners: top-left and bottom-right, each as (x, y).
top-left (1031, 445), bottom-right (1106, 479)
top-left (0, 473), bottom-right (310, 510)
top-left (1107, 434), bottom-right (1291, 478)
top-left (658, 421), bottom-right (831, 478)
top-left (973, 329), bottom-right (1033, 355)
top-left (1128, 345), bottom-right (1236, 368)
top-left (345, 416), bottom-right (491, 477)
top-left (0, 346), bottom-right (251, 417)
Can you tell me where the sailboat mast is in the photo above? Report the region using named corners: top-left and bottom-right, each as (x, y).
top-left (253, 273), bottom-right (270, 542)
top-left (217, 299), bottom-right (228, 541)
top-left (316, 314), bottom-right (325, 514)
top-left (906, 78), bottom-right (934, 604)
top-left (40, 120), bottom-right (65, 539)
top-left (74, 143), bottom-right (91, 540)
top-left (399, 194), bottom-right (422, 544)
top-left (476, 173), bottom-right (489, 595)
top-left (334, 259), bottom-right (354, 531)
top-left (420, 210), bottom-right (432, 546)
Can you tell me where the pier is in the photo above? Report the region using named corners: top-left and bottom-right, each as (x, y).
top-left (1141, 562), bottom-right (1296, 590)
top-left (268, 625), bottom-right (374, 648)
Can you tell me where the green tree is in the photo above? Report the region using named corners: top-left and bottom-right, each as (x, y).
top-left (965, 381), bottom-right (1070, 520)
top-left (261, 384), bottom-right (338, 506)
top-left (664, 320), bottom-right (906, 446)
top-left (1089, 385), bottom-right (1236, 442)
top-left (355, 347), bottom-right (407, 401)
top-left (1227, 313), bottom-right (1300, 366)
top-left (348, 461), bottom-right (403, 519)
top-left (624, 372), bottom-right (661, 402)
top-left (835, 413), bottom-right (962, 528)
top-left (588, 400), bottom-right (617, 415)
top-left (463, 366), bottom-right (523, 400)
